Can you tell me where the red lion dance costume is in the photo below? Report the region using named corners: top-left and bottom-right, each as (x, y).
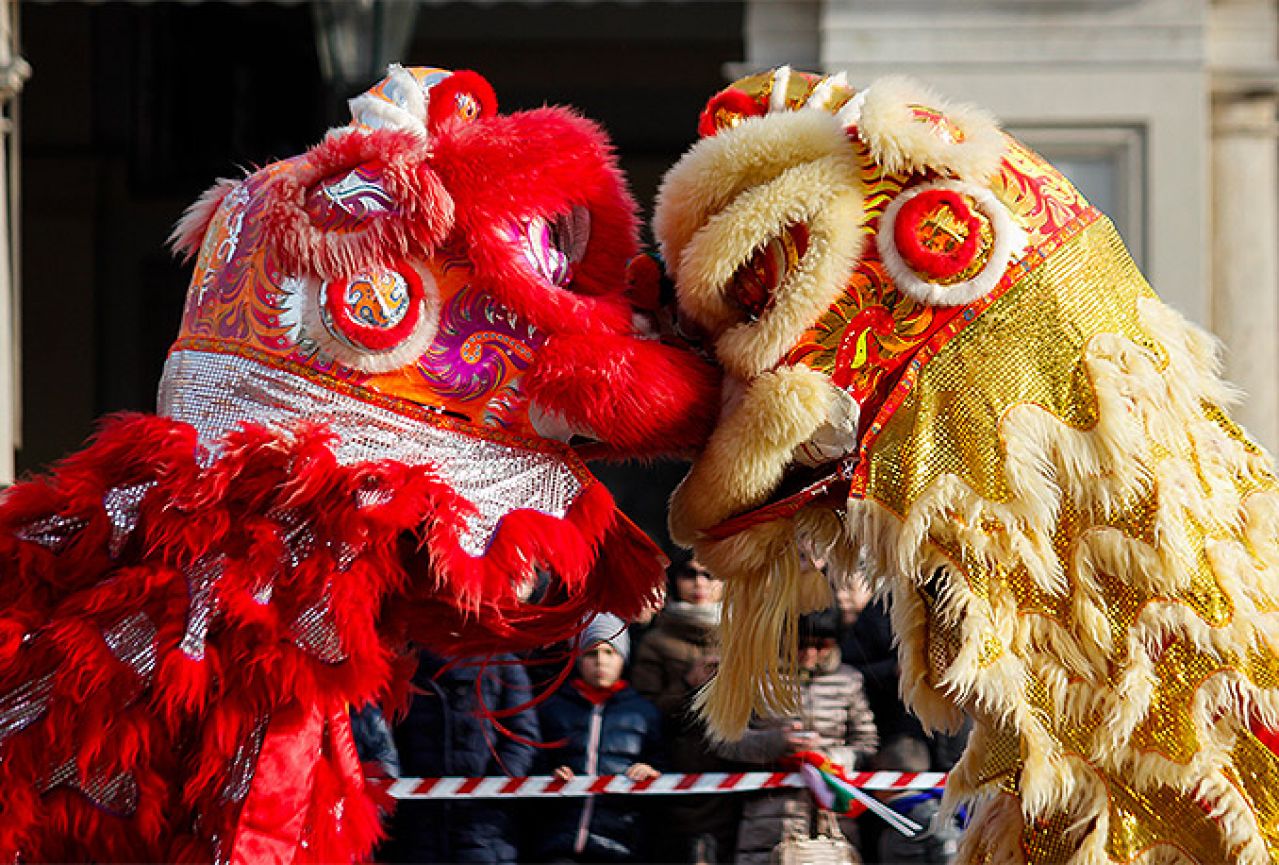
top-left (0, 66), bottom-right (717, 863)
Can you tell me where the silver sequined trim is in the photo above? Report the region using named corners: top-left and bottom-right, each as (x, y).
top-left (158, 350), bottom-right (585, 556)
top-left (102, 612), bottom-right (158, 685)
top-left (103, 481), bottom-right (156, 559)
top-left (16, 514), bottom-right (87, 553)
top-left (356, 484), bottom-right (394, 509)
top-left (333, 541), bottom-right (358, 572)
top-left (0, 674), bottom-right (54, 745)
top-left (42, 758), bottom-right (140, 816)
top-left (180, 554), bottom-right (224, 661)
top-left (275, 509), bottom-right (317, 570)
top-left (252, 579), bottom-right (275, 606)
top-left (220, 714), bottom-right (270, 804)
top-left (290, 583), bottom-right (348, 664)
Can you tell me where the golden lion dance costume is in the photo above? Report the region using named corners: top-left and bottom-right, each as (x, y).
top-left (0, 66), bottom-right (718, 863)
top-left (656, 67), bottom-right (1279, 864)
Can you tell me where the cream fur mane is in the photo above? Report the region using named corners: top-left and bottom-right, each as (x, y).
top-left (700, 296), bottom-right (1279, 865)
top-left (855, 298), bottom-right (1279, 865)
top-left (661, 71), bottom-right (1279, 864)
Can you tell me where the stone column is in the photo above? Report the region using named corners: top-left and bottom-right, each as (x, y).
top-left (0, 0), bottom-right (28, 484)
top-left (1211, 88), bottom-right (1279, 452)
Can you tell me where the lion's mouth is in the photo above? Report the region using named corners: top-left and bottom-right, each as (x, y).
top-left (705, 457), bottom-right (857, 541)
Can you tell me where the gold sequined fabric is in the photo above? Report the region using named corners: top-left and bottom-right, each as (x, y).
top-left (866, 217), bottom-right (1161, 511)
top-left (865, 216), bottom-right (1279, 863)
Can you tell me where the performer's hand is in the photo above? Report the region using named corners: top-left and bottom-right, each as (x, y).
top-left (552, 766), bottom-right (575, 782)
top-left (625, 763), bottom-right (660, 781)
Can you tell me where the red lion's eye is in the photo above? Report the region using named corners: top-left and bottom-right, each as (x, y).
top-left (455, 92), bottom-right (479, 122)
top-left (426, 70), bottom-right (497, 134)
top-left (893, 188), bottom-right (990, 284)
top-left (877, 180), bottom-right (1027, 308)
top-left (323, 263), bottom-right (424, 352)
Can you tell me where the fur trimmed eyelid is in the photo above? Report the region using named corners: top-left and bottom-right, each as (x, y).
top-left (675, 154), bottom-right (861, 335)
top-left (689, 185), bottom-right (865, 382)
top-left (654, 109), bottom-right (857, 286)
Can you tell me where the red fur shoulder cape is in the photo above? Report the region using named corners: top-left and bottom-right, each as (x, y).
top-left (0, 414), bottom-right (662, 863)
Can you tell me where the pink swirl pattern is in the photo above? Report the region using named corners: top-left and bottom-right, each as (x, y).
top-left (416, 282), bottom-right (544, 423)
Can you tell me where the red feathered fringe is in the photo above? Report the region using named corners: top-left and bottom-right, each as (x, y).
top-left (0, 413), bottom-right (663, 863)
top-left (169, 178), bottom-right (239, 262)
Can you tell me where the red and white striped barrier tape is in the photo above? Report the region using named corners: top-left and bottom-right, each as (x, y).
top-left (380, 770), bottom-right (947, 800)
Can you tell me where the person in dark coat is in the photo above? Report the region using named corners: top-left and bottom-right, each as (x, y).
top-left (533, 614), bottom-right (664, 863)
top-left (840, 596), bottom-right (928, 748)
top-left (351, 702), bottom-right (400, 779)
top-left (380, 650), bottom-right (540, 864)
top-left (632, 556), bottom-right (738, 863)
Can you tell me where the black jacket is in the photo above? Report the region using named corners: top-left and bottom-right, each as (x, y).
top-left (381, 652), bottom-right (540, 864)
top-left (533, 682), bottom-right (663, 862)
top-left (841, 599), bottom-right (926, 744)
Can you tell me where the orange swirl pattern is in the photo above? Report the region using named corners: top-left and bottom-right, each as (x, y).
top-left (176, 154), bottom-right (550, 445)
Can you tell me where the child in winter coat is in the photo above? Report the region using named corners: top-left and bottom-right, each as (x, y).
top-left (533, 614), bottom-right (664, 863)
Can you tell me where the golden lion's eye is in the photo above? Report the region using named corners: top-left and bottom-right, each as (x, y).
top-left (727, 223), bottom-right (810, 322)
top-left (895, 188), bottom-right (994, 286)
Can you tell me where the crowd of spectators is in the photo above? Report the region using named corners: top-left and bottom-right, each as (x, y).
top-left (356, 555), bottom-right (968, 864)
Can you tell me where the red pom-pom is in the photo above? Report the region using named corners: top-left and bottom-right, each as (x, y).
top-left (427, 70), bottom-right (498, 135)
top-left (698, 88), bottom-right (765, 138)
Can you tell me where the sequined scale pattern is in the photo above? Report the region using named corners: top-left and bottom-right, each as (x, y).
top-left (180, 554), bottom-right (225, 661)
top-left (102, 612), bottom-right (158, 686)
top-left (0, 399), bottom-right (651, 864)
top-left (220, 715), bottom-right (269, 804)
top-left (41, 758), bottom-right (140, 817)
top-left (290, 584), bottom-right (350, 665)
top-left (0, 674), bottom-right (54, 745)
top-left (16, 515), bottom-right (87, 553)
top-left (104, 481), bottom-right (156, 559)
top-left (159, 349), bottom-right (586, 555)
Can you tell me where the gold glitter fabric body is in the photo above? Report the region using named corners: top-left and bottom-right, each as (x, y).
top-left (863, 213), bottom-right (1279, 865)
top-left (655, 68), bottom-right (1279, 865)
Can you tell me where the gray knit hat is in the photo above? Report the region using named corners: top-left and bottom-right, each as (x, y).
top-left (581, 612), bottom-right (631, 663)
